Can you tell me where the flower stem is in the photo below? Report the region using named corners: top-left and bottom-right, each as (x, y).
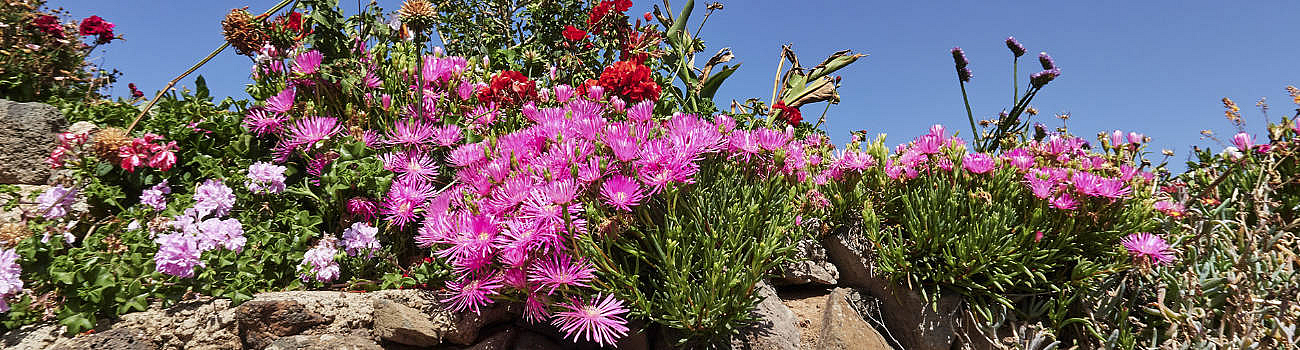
top-left (960, 81), bottom-right (978, 146)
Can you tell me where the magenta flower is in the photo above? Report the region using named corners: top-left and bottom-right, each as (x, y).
top-left (754, 128), bottom-right (790, 151)
top-left (1003, 148), bottom-right (1036, 171)
top-left (265, 88), bottom-right (295, 114)
top-left (528, 254), bottom-right (596, 295)
top-left (1049, 192), bottom-right (1077, 210)
top-left (962, 153), bottom-right (996, 174)
top-left (1231, 132), bottom-right (1254, 151)
top-left (243, 108), bottom-right (285, 137)
top-left (551, 293), bottom-right (630, 347)
top-left (448, 142), bottom-right (487, 167)
top-left (1121, 233), bottom-right (1175, 266)
top-left (433, 125), bottom-right (463, 147)
top-left (347, 197), bottom-right (379, 221)
top-left (1024, 173), bottom-right (1055, 199)
top-left (385, 119), bottom-right (436, 147)
top-left (442, 274), bottom-right (503, 314)
top-left (599, 175), bottom-right (645, 211)
top-left (292, 50), bottom-right (324, 75)
top-left (382, 178), bottom-right (434, 229)
top-left (287, 116), bottom-right (341, 149)
top-left (912, 134), bottom-right (942, 154)
top-left (382, 150), bottom-right (440, 184)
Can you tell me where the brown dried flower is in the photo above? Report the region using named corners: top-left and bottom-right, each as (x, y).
top-left (91, 127), bottom-right (131, 161)
top-left (398, 0), bottom-right (437, 31)
top-left (222, 8), bottom-right (269, 56)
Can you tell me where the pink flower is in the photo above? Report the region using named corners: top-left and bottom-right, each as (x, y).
top-left (551, 293), bottom-right (630, 347)
top-left (147, 141), bottom-right (177, 171)
top-left (118, 145), bottom-right (147, 172)
top-left (599, 175), bottom-right (645, 211)
top-left (293, 50), bottom-right (324, 75)
top-left (266, 88), bottom-right (296, 114)
top-left (1121, 233), bottom-right (1175, 266)
top-left (1024, 173), bottom-right (1056, 199)
top-left (528, 254), bottom-right (595, 295)
top-left (1003, 148), bottom-right (1035, 171)
top-left (961, 153), bottom-right (995, 174)
top-left (442, 274), bottom-right (503, 314)
top-left (243, 108), bottom-right (285, 137)
top-left (1231, 132), bottom-right (1254, 151)
top-left (287, 116), bottom-right (341, 149)
top-left (1049, 192), bottom-right (1077, 210)
top-left (385, 119), bottom-right (436, 147)
top-left (912, 134), bottom-right (942, 154)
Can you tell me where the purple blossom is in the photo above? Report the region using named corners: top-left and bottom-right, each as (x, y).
top-left (299, 237), bottom-right (340, 283)
top-left (1038, 52), bottom-right (1056, 70)
top-left (0, 248), bottom-right (22, 312)
top-left (140, 180), bottom-right (171, 211)
top-left (287, 116), bottom-right (342, 149)
top-left (243, 108), bottom-right (285, 137)
top-left (36, 185), bottom-right (77, 220)
top-left (193, 179), bottom-right (235, 218)
top-left (1231, 132), bottom-right (1254, 151)
top-left (1005, 36), bottom-right (1027, 57)
top-left (1030, 68), bottom-right (1060, 88)
top-left (528, 254), bottom-right (596, 295)
top-left (246, 162), bottom-right (287, 194)
top-left (443, 273), bottom-right (503, 314)
top-left (197, 217), bottom-right (245, 252)
top-left (951, 47), bottom-right (972, 82)
top-left (154, 232), bottom-right (203, 278)
top-left (341, 222), bottom-right (380, 257)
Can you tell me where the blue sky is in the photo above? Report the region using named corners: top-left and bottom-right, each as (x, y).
top-left (52, 1), bottom-right (1300, 171)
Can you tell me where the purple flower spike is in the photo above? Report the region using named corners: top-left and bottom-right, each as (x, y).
top-left (1030, 68), bottom-right (1060, 88)
top-left (1006, 37), bottom-right (1027, 57)
top-left (951, 47), bottom-right (972, 82)
top-left (1038, 52), bottom-right (1056, 70)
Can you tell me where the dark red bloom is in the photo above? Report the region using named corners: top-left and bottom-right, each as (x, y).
top-left (31, 15), bottom-right (65, 38)
top-left (78, 15), bottom-right (115, 44)
top-left (478, 71), bottom-right (538, 107)
top-left (587, 1), bottom-right (614, 27)
top-left (597, 60), bottom-right (660, 102)
top-left (613, 0), bottom-right (633, 12)
top-left (285, 12), bottom-right (304, 33)
top-left (562, 25), bottom-right (587, 41)
top-left (643, 12), bottom-right (653, 22)
top-left (772, 100), bottom-right (802, 126)
top-left (128, 83), bottom-right (144, 98)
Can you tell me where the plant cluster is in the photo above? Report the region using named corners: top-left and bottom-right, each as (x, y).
top-left (0, 0), bottom-right (121, 102)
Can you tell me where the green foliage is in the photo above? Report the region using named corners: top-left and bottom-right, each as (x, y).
top-left (579, 154), bottom-right (810, 346)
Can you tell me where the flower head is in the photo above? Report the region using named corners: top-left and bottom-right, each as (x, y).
top-left (287, 116), bottom-right (341, 149)
top-left (962, 153), bottom-right (996, 174)
top-left (299, 237), bottom-right (340, 282)
top-left (246, 162), bottom-right (288, 194)
top-left (244, 108), bottom-right (285, 137)
top-left (154, 232), bottom-right (203, 278)
top-left (442, 274), bottom-right (503, 314)
top-left (341, 222), bottom-right (381, 257)
top-left (1121, 232), bottom-right (1175, 266)
top-left (1005, 37), bottom-right (1027, 57)
top-left (0, 248), bottom-right (23, 312)
top-left (193, 179), bottom-right (236, 218)
top-left (1231, 132), bottom-right (1254, 151)
top-left (140, 180), bottom-right (171, 211)
top-left (528, 254), bottom-right (595, 295)
top-left (293, 50), bottom-right (324, 75)
top-left (37, 185), bottom-right (77, 220)
top-left (551, 293), bottom-right (630, 347)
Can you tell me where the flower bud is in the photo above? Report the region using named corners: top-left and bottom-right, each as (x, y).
top-left (1005, 37), bottom-right (1027, 57)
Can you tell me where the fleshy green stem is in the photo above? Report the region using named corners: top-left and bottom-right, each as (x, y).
top-left (960, 81), bottom-right (978, 145)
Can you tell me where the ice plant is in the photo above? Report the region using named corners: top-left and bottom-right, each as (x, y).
top-left (962, 153), bottom-right (996, 174)
top-left (528, 255), bottom-right (596, 295)
top-left (1121, 233), bottom-right (1175, 266)
top-left (598, 175), bottom-right (645, 211)
top-left (265, 88), bottom-right (296, 114)
top-left (292, 50), bottom-right (324, 75)
top-left (442, 274), bottom-right (503, 314)
top-left (551, 293), bottom-right (630, 347)
top-left (286, 116), bottom-right (341, 149)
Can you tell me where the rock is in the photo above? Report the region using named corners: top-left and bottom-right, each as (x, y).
top-left (817, 288), bottom-right (892, 350)
top-left (104, 297), bottom-right (242, 350)
top-left (373, 299), bottom-right (443, 346)
top-left (447, 302), bottom-right (520, 345)
top-left (822, 230), bottom-right (961, 350)
top-left (730, 281), bottom-right (801, 350)
top-left (50, 328), bottom-right (156, 350)
top-left (1, 323), bottom-right (69, 350)
top-left (0, 99), bottom-right (65, 184)
top-left (264, 334), bottom-right (383, 350)
top-left (614, 319), bottom-right (650, 350)
top-left (773, 239), bottom-right (839, 286)
top-left (513, 331), bottom-right (565, 350)
top-left (236, 300), bottom-right (330, 349)
top-left (465, 326), bottom-right (519, 350)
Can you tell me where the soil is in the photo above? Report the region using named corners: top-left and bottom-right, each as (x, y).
top-left (777, 286), bottom-right (834, 349)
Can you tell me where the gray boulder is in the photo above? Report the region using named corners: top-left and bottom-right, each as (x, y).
top-left (0, 99), bottom-right (65, 184)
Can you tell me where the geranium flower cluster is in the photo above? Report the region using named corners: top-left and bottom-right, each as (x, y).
top-left (0, 247), bottom-right (21, 312)
top-left (77, 15), bottom-right (115, 44)
top-left (36, 185), bottom-right (78, 220)
top-left (46, 130), bottom-right (90, 169)
top-left (30, 15), bottom-right (65, 38)
top-left (118, 133), bottom-right (178, 173)
top-left (153, 179), bottom-right (245, 278)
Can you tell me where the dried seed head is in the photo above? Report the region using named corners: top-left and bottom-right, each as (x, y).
top-left (398, 0), bottom-right (437, 31)
top-left (0, 222), bottom-right (31, 247)
top-left (222, 8), bottom-right (269, 56)
top-left (91, 127), bottom-right (131, 161)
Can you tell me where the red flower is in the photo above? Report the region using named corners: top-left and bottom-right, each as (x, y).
top-left (587, 1), bottom-right (614, 27)
top-left (562, 25), bottom-right (587, 42)
top-left (613, 0), bottom-right (633, 12)
top-left (31, 15), bottom-right (65, 38)
top-left (128, 83), bottom-right (145, 98)
top-left (478, 71), bottom-right (538, 107)
top-left (772, 100), bottom-right (802, 126)
top-left (78, 15), bottom-right (115, 44)
top-left (597, 60), bottom-right (660, 102)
